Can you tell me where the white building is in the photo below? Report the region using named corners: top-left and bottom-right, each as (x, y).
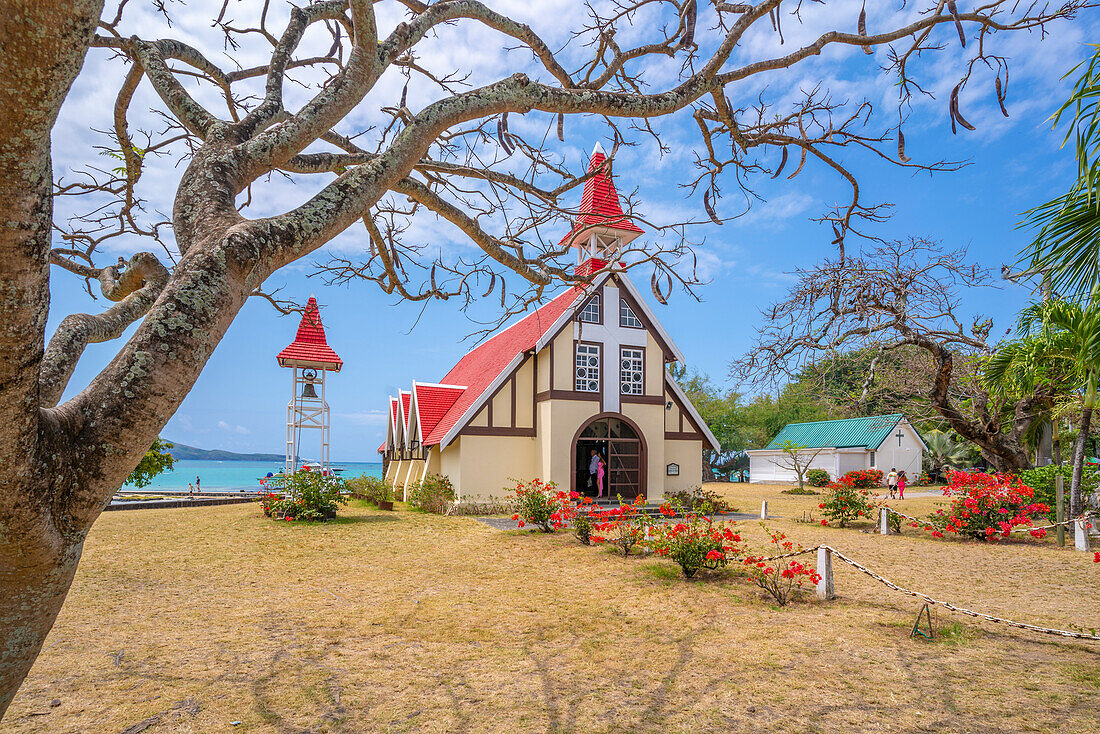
top-left (746, 414), bottom-right (926, 483)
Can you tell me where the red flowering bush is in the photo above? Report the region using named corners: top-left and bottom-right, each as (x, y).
top-left (818, 481), bottom-right (882, 528)
top-left (590, 496), bottom-right (650, 556)
top-left (839, 468), bottom-right (884, 488)
top-left (509, 478), bottom-right (573, 532)
top-left (927, 471), bottom-right (1051, 541)
top-left (742, 527), bottom-right (821, 606)
top-left (646, 507), bottom-right (745, 578)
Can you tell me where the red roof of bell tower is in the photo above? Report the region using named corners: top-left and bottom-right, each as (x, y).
top-left (276, 296), bottom-right (343, 371)
top-left (559, 143), bottom-right (644, 249)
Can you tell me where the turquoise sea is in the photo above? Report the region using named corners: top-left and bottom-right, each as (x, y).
top-left (133, 459), bottom-right (382, 491)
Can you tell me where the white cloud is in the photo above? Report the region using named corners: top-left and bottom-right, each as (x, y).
top-left (217, 420), bottom-right (251, 435)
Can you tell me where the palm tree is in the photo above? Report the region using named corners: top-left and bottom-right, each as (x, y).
top-left (923, 430), bottom-right (970, 481)
top-left (1020, 46), bottom-right (1100, 299)
top-left (987, 298), bottom-right (1100, 516)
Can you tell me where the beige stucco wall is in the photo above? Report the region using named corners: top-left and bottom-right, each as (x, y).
top-left (664, 393), bottom-right (683, 432)
top-left (469, 406), bottom-right (488, 427)
top-left (490, 381), bottom-right (511, 426)
top-left (620, 401), bottom-right (664, 502)
top-left (448, 434), bottom-right (539, 500)
top-left (663, 439), bottom-right (705, 494)
top-left (385, 459), bottom-right (403, 483)
top-left (425, 445), bottom-right (441, 475)
top-left (514, 356), bottom-right (534, 428)
top-left (544, 399), bottom-right (602, 492)
top-left (644, 331), bottom-right (664, 396)
top-left (551, 328), bottom-right (574, 389)
top-left (440, 439), bottom-right (462, 493)
top-left (536, 349), bottom-right (551, 392)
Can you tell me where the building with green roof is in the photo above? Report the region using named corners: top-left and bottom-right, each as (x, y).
top-left (746, 414), bottom-right (926, 483)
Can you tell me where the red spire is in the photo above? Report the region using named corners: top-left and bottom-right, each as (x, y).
top-left (276, 296), bottom-right (343, 371)
top-left (559, 142), bottom-right (644, 250)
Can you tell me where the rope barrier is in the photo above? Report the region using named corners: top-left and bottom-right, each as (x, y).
top-left (746, 544), bottom-right (1100, 642)
top-left (884, 506), bottom-right (1091, 535)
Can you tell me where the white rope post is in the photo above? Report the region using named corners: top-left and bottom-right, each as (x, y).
top-left (760, 499), bottom-right (768, 521)
top-left (880, 507), bottom-right (892, 535)
top-left (1056, 474), bottom-right (1066, 547)
top-left (1075, 519), bottom-right (1091, 552)
top-left (816, 547), bottom-right (835, 600)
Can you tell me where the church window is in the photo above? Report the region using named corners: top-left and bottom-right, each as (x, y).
top-left (620, 347), bottom-right (644, 395)
top-left (579, 295), bottom-right (601, 323)
top-left (575, 343), bottom-right (601, 392)
top-left (620, 299), bottom-right (643, 328)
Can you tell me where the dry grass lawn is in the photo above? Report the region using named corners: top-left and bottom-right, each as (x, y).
top-left (6, 482), bottom-right (1100, 733)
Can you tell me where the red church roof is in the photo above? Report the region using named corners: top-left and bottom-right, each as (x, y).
top-left (276, 296), bottom-right (343, 370)
top-left (400, 391), bottom-right (411, 425)
top-left (559, 143), bottom-right (644, 248)
top-left (421, 286), bottom-right (583, 446)
top-left (413, 383), bottom-right (466, 441)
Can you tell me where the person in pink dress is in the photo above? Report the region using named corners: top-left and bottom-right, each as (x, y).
top-left (597, 453), bottom-right (606, 498)
top-left (897, 470), bottom-right (906, 500)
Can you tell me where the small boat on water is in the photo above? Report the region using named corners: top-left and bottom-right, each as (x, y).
top-left (259, 462), bottom-right (345, 483)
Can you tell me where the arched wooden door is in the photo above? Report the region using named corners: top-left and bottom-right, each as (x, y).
top-left (572, 413), bottom-right (647, 500)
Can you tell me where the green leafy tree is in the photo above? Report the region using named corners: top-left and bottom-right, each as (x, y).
top-left (987, 298), bottom-right (1100, 516)
top-left (922, 430), bottom-right (970, 481)
top-left (671, 366), bottom-right (747, 479)
top-left (123, 438), bottom-right (175, 489)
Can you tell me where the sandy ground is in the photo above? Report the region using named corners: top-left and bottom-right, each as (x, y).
top-left (4, 482), bottom-right (1099, 733)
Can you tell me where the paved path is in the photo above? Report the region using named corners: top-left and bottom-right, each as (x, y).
top-left (105, 496), bottom-right (260, 511)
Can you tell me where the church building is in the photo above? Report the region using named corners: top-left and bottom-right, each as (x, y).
top-left (380, 144), bottom-right (719, 503)
top-left (745, 414), bottom-right (926, 483)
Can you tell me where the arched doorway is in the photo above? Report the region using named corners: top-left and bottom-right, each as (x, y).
top-left (572, 413), bottom-right (647, 500)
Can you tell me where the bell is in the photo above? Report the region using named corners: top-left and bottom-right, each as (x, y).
top-left (300, 380), bottom-right (318, 399)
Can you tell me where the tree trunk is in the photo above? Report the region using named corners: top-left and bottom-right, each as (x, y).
top-left (928, 351), bottom-right (1032, 472)
top-left (1053, 412), bottom-right (1062, 465)
top-left (1069, 398), bottom-right (1094, 519)
top-left (1037, 420), bottom-right (1053, 466)
top-left (0, 0), bottom-right (105, 718)
top-left (0, 544), bottom-right (83, 717)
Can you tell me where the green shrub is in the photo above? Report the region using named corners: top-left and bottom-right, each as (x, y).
top-left (260, 471), bottom-right (348, 522)
top-left (819, 483), bottom-right (881, 527)
top-left (1016, 464), bottom-right (1098, 522)
top-left (572, 510), bottom-right (593, 545)
top-left (664, 486), bottom-right (735, 514)
top-left (409, 473), bottom-right (456, 514)
top-left (346, 474), bottom-right (394, 505)
top-left (781, 487), bottom-right (819, 495)
top-left (646, 513), bottom-right (744, 578)
top-left (805, 469), bottom-right (830, 487)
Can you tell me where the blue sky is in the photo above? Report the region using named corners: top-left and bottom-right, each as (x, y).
top-left (46, 2), bottom-right (1099, 460)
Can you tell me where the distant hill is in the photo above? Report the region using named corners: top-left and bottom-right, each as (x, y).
top-left (166, 441), bottom-right (285, 462)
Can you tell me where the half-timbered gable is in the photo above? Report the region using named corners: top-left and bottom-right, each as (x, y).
top-left (382, 144), bottom-right (719, 503)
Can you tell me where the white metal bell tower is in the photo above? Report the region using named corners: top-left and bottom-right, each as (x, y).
top-left (275, 296), bottom-right (343, 475)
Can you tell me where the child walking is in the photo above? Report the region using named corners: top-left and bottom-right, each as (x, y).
top-left (897, 470), bottom-right (907, 500)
